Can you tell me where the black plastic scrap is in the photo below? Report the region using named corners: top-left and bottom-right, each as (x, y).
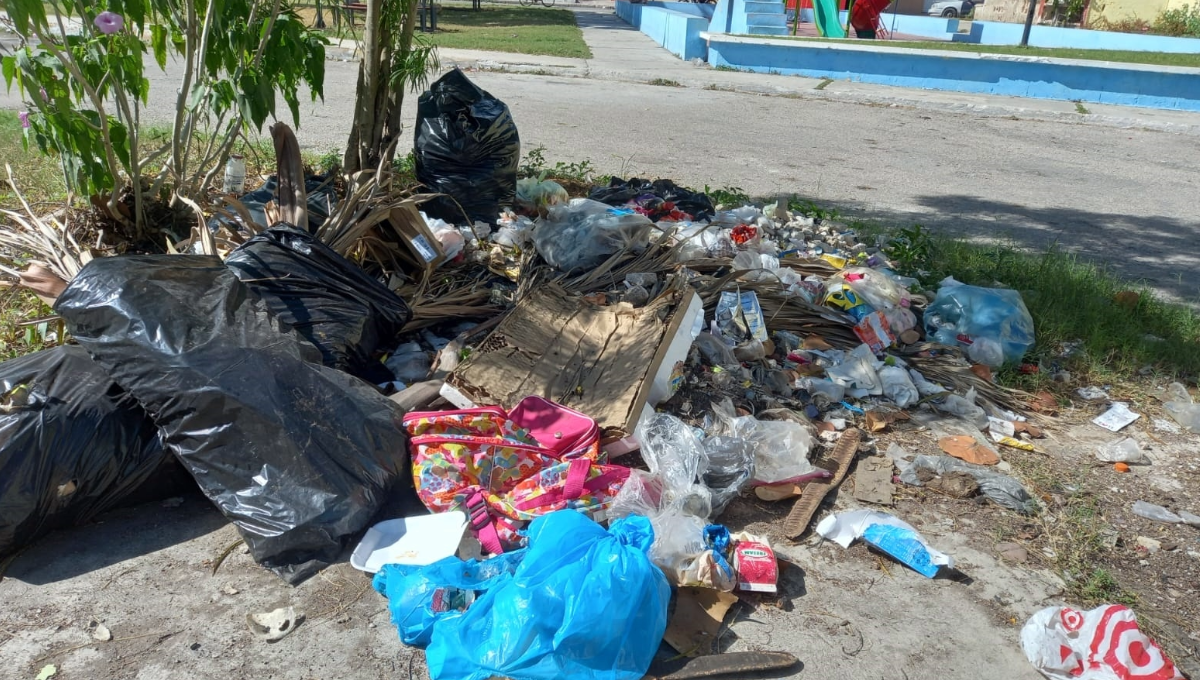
top-left (589, 177), bottom-right (717, 222)
top-left (226, 224), bottom-right (412, 384)
top-left (55, 256), bottom-right (411, 584)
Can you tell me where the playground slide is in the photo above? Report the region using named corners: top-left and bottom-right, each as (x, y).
top-left (811, 0), bottom-right (846, 37)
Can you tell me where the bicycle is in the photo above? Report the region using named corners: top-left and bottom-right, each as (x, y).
top-left (519, 0), bottom-right (557, 7)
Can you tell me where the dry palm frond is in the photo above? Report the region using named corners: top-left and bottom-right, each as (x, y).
top-left (0, 165), bottom-right (88, 282)
top-left (900, 344), bottom-right (1030, 415)
top-left (396, 265), bottom-right (507, 332)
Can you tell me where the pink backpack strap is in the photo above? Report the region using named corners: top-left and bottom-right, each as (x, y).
top-left (464, 489), bottom-right (505, 555)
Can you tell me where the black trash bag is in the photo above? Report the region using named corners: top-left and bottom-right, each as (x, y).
top-left (415, 68), bottom-right (520, 225)
top-left (226, 224), bottom-right (411, 384)
top-left (0, 346), bottom-right (167, 558)
top-left (206, 175), bottom-right (338, 235)
top-left (588, 178), bottom-right (716, 222)
top-left (55, 256), bottom-right (411, 584)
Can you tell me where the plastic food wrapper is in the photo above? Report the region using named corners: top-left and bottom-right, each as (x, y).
top-left (731, 532), bottom-right (777, 593)
top-left (0, 346), bottom-right (169, 557)
top-left (854, 311), bottom-right (895, 353)
top-left (715, 290), bottom-right (769, 342)
top-left (515, 177), bottom-right (568, 212)
top-left (635, 412), bottom-right (713, 518)
top-left (1095, 438), bottom-right (1146, 464)
top-left (373, 551), bottom-right (525, 647)
top-left (533, 199), bottom-right (653, 272)
top-left (225, 225), bottom-right (412, 385)
top-left (899, 454), bottom-right (1037, 514)
top-left (1021, 605), bottom-right (1183, 680)
top-left (825, 344), bottom-right (883, 396)
top-left (423, 512), bottom-right (670, 680)
top-left (824, 283), bottom-right (872, 321)
top-left (817, 509), bottom-right (953, 578)
top-left (924, 277), bottom-right (1035, 367)
top-left (55, 256), bottom-right (411, 584)
top-left (414, 69), bottom-right (520, 224)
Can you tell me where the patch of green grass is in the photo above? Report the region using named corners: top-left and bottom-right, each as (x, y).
top-left (1074, 100), bottom-right (1091, 114)
top-left (0, 110), bottom-right (67, 209)
top-left (763, 35), bottom-right (1200, 68)
top-left (426, 5), bottom-right (591, 59)
top-left (647, 78), bottom-right (682, 87)
top-left (705, 185), bottom-right (750, 208)
top-left (814, 77), bottom-right (834, 90)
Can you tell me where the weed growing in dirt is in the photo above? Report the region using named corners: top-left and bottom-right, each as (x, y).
top-left (788, 197), bottom-right (841, 222)
top-left (647, 78), bottom-right (683, 87)
top-left (706, 185), bottom-right (751, 208)
top-left (519, 146), bottom-right (597, 183)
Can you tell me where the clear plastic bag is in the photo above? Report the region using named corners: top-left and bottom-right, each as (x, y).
top-left (515, 177), bottom-right (568, 212)
top-left (635, 413), bottom-right (712, 518)
top-left (713, 399), bottom-right (815, 484)
top-left (701, 435), bottom-right (755, 515)
top-left (830, 267), bottom-right (916, 311)
top-left (533, 198), bottom-right (653, 272)
top-left (693, 332), bottom-right (737, 366)
top-left (939, 387), bottom-right (989, 429)
top-left (924, 278), bottom-right (1035, 367)
top-left (1162, 382), bottom-right (1200, 432)
top-left (1095, 438), bottom-right (1146, 463)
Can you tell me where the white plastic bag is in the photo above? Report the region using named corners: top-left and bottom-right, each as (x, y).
top-left (1021, 605), bottom-right (1183, 680)
top-left (534, 199), bottom-right (652, 271)
top-left (713, 399), bottom-right (815, 484)
top-left (879, 365), bottom-right (919, 408)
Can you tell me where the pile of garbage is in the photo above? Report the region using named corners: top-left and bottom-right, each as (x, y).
top-left (2, 69), bottom-right (1192, 680)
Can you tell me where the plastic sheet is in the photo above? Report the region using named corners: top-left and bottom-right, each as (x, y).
top-left (1162, 382), bottom-right (1200, 433)
top-left (206, 174), bottom-right (337, 235)
top-left (424, 512), bottom-right (670, 680)
top-left (899, 454), bottom-right (1037, 514)
top-left (0, 346), bottom-right (167, 557)
top-left (226, 224), bottom-right (412, 384)
top-left (924, 278), bottom-right (1035, 367)
top-left (415, 69), bottom-right (520, 224)
top-left (55, 256), bottom-right (411, 583)
top-left (830, 267), bottom-right (915, 311)
top-left (1021, 605), bottom-right (1182, 680)
top-left (533, 198), bottom-right (653, 272)
top-left (700, 435), bottom-right (755, 515)
top-left (589, 177), bottom-right (716, 222)
top-left (635, 412), bottom-right (712, 518)
top-left (879, 365), bottom-right (919, 408)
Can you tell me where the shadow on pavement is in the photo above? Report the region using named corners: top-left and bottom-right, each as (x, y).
top-left (5, 491), bottom-right (227, 585)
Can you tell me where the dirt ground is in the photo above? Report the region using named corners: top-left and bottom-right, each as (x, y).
top-left (1, 389), bottom-right (1197, 680)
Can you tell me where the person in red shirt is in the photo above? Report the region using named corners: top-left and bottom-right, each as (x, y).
top-left (850, 0), bottom-right (891, 38)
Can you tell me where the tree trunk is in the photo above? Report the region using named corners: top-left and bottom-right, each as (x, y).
top-left (343, 0), bottom-right (419, 175)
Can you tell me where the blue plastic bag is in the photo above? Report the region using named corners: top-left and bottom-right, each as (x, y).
top-left (426, 511), bottom-right (670, 680)
top-left (373, 551), bottom-right (525, 646)
top-left (924, 278), bottom-right (1035, 367)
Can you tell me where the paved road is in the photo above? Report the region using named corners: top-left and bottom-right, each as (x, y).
top-left (3, 39), bottom-right (1198, 303)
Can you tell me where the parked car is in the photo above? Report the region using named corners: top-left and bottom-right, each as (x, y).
top-left (928, 0), bottom-right (976, 17)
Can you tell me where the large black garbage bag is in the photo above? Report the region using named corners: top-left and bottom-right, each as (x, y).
top-left (226, 224), bottom-right (411, 384)
top-left (55, 256), bottom-right (411, 584)
top-left (415, 68), bottom-right (520, 224)
top-left (589, 178), bottom-right (716, 222)
top-left (0, 346), bottom-right (167, 559)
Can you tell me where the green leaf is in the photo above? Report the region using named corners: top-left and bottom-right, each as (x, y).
top-left (1, 56), bottom-right (15, 91)
top-left (150, 24), bottom-right (167, 70)
top-left (109, 120), bottom-right (131, 170)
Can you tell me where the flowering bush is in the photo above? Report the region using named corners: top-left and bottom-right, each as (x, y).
top-left (1, 0), bottom-right (327, 231)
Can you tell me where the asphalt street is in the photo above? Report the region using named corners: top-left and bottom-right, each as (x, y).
top-left (2, 52), bottom-right (1197, 303)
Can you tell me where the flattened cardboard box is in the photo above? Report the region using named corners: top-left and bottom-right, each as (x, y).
top-left (447, 282), bottom-right (702, 437)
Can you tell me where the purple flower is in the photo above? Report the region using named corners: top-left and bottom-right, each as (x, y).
top-left (93, 11), bottom-right (124, 34)
top-left (18, 111), bottom-right (30, 129)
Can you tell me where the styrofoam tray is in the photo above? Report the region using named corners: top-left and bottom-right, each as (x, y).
top-left (350, 511), bottom-right (468, 573)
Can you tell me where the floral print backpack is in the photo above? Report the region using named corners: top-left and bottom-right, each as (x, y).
top-left (402, 396), bottom-right (629, 554)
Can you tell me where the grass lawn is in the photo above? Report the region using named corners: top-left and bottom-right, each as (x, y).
top-left (426, 5), bottom-right (591, 59)
top-left (771, 36), bottom-right (1200, 68)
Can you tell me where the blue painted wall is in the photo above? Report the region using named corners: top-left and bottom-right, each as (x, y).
top-left (855, 11), bottom-right (1200, 53)
top-left (617, 0), bottom-right (713, 60)
top-left (705, 37), bottom-right (1200, 111)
